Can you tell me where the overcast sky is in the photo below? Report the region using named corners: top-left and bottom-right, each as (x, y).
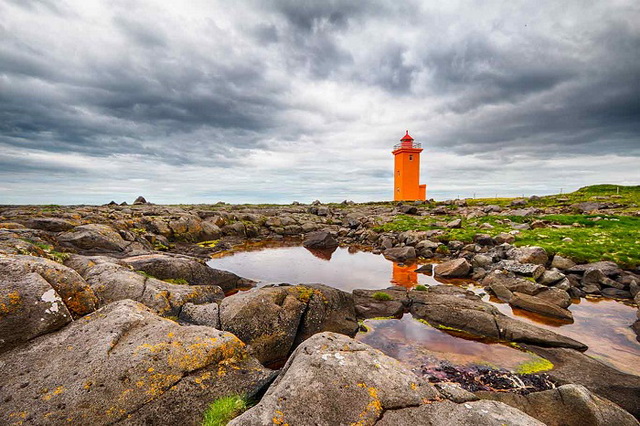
top-left (1, 0), bottom-right (639, 204)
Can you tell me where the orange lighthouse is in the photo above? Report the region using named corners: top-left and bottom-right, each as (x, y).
top-left (393, 130), bottom-right (427, 201)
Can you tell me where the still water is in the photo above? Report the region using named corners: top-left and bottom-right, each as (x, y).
top-left (208, 242), bottom-right (640, 375)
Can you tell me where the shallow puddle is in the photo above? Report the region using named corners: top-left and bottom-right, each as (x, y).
top-left (355, 314), bottom-right (548, 374)
top-left (208, 242), bottom-right (640, 376)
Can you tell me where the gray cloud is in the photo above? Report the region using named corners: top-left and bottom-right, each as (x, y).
top-left (0, 0), bottom-right (638, 204)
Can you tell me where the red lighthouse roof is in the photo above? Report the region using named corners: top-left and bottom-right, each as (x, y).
top-left (400, 130), bottom-right (414, 141)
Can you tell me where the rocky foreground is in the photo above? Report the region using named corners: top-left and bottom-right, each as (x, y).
top-left (0, 199), bottom-right (639, 425)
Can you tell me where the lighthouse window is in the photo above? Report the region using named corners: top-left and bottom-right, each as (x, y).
top-left (409, 155), bottom-right (413, 161)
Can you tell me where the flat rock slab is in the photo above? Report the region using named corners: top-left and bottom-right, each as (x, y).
top-left (477, 384), bottom-right (639, 426)
top-left (0, 300), bottom-right (273, 426)
top-left (58, 224), bottom-right (131, 253)
top-left (66, 255), bottom-right (224, 316)
top-left (377, 399), bottom-right (545, 426)
top-left (410, 285), bottom-right (587, 351)
top-left (524, 345), bottom-right (640, 419)
top-left (230, 332), bottom-right (440, 425)
top-left (122, 253), bottom-right (252, 292)
top-left (509, 292), bottom-right (573, 320)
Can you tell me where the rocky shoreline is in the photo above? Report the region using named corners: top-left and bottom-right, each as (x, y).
top-left (1, 199), bottom-right (639, 425)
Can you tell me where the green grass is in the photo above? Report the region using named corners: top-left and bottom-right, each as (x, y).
top-left (377, 213), bottom-right (640, 268)
top-left (372, 291), bottom-right (392, 301)
top-left (414, 285), bottom-right (428, 291)
top-left (202, 395), bottom-right (249, 426)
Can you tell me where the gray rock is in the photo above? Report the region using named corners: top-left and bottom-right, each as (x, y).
top-left (178, 302), bottom-right (220, 328)
top-left (494, 232), bottom-right (516, 244)
top-left (434, 258), bottom-right (471, 278)
top-left (399, 205), bottom-right (419, 215)
top-left (526, 345), bottom-right (640, 418)
top-left (410, 286), bottom-right (586, 350)
top-left (483, 270), bottom-right (545, 296)
top-left (535, 287), bottom-right (572, 308)
top-left (353, 288), bottom-right (407, 319)
top-left (2, 254), bottom-right (97, 318)
top-left (494, 259), bottom-right (545, 279)
top-left (473, 233), bottom-right (495, 246)
top-left (567, 261), bottom-right (622, 277)
top-left (551, 254), bottom-right (576, 270)
top-left (477, 384), bottom-right (638, 426)
top-left (383, 246), bottom-right (417, 262)
top-left (472, 254), bottom-right (493, 268)
top-left (25, 217), bottom-right (76, 232)
top-left (377, 399), bottom-right (545, 426)
top-left (434, 382), bottom-right (479, 403)
top-left (0, 300), bottom-right (273, 426)
top-left (69, 256), bottom-right (223, 316)
top-left (539, 268), bottom-right (566, 285)
top-left (446, 218), bottom-right (462, 228)
top-left (510, 246), bottom-right (548, 265)
top-left (601, 288), bottom-right (633, 299)
top-left (133, 195), bottom-right (148, 204)
top-left (302, 230), bottom-right (339, 249)
top-left (230, 332), bottom-right (440, 425)
top-left (572, 201), bottom-right (605, 213)
top-left (58, 224), bottom-right (130, 253)
top-left (219, 284), bottom-right (357, 365)
top-left (122, 253), bottom-right (252, 292)
top-left (0, 263), bottom-right (72, 353)
top-left (509, 292), bottom-right (573, 320)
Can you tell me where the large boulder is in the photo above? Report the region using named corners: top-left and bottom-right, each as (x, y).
top-left (219, 284), bottom-right (358, 365)
top-left (0, 262), bottom-right (72, 353)
top-left (122, 253), bottom-right (252, 292)
top-left (377, 399), bottom-right (544, 426)
top-left (477, 384), bottom-right (638, 426)
top-left (58, 224), bottom-right (131, 253)
top-left (434, 258), bottom-right (471, 278)
top-left (66, 255), bottom-right (223, 316)
top-left (230, 332), bottom-right (441, 425)
top-left (1, 254), bottom-right (97, 317)
top-left (526, 345), bottom-right (640, 418)
top-left (0, 300), bottom-right (274, 426)
top-left (302, 231), bottom-right (339, 249)
top-left (410, 285), bottom-right (586, 350)
top-left (383, 246), bottom-right (417, 262)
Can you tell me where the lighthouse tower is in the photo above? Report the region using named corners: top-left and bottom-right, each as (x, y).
top-left (392, 130), bottom-right (426, 201)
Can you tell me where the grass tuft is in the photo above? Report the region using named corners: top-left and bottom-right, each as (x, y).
top-left (372, 291), bottom-right (392, 301)
top-left (202, 395), bottom-right (249, 426)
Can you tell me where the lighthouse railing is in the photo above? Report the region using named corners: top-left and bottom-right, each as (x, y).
top-left (393, 142), bottom-right (422, 150)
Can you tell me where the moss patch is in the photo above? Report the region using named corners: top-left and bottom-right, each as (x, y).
top-left (371, 292), bottom-right (392, 301)
top-left (514, 357), bottom-right (554, 375)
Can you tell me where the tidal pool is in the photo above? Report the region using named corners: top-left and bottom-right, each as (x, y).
top-left (208, 242), bottom-right (640, 375)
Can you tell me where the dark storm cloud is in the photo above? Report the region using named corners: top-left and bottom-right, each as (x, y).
top-left (0, 0), bottom-right (638, 203)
